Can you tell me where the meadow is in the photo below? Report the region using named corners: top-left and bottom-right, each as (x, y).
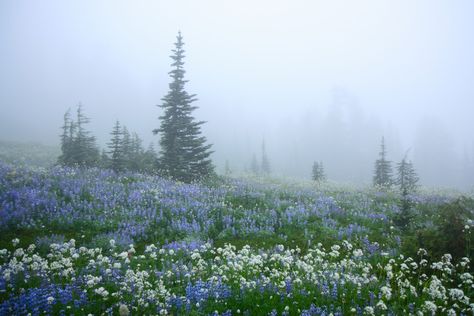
top-left (0, 161), bottom-right (473, 315)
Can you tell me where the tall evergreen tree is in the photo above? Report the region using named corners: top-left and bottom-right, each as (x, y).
top-left (107, 121), bottom-right (125, 172)
top-left (261, 140), bottom-right (271, 175)
top-left (373, 137), bottom-right (393, 188)
top-left (153, 32), bottom-right (214, 182)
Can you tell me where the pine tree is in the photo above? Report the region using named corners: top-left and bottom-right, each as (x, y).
top-left (121, 126), bottom-right (132, 169)
top-left (99, 149), bottom-right (109, 169)
top-left (141, 143), bottom-right (158, 173)
top-left (261, 140), bottom-right (271, 175)
top-left (394, 154), bottom-right (419, 230)
top-left (312, 161), bottom-right (326, 182)
top-left (72, 104), bottom-right (99, 166)
top-left (153, 32), bottom-right (214, 182)
top-left (58, 109), bottom-right (73, 165)
top-left (396, 155), bottom-right (419, 195)
top-left (58, 104), bottom-right (98, 167)
top-left (373, 137), bottom-right (393, 188)
top-left (107, 121), bottom-right (125, 172)
top-left (129, 132), bottom-right (144, 171)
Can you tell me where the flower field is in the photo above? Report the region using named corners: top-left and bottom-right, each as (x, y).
top-left (0, 162), bottom-right (473, 315)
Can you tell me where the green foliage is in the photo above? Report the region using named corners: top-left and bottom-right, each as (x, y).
top-left (396, 156), bottom-right (419, 194)
top-left (373, 136), bottom-right (393, 188)
top-left (393, 153), bottom-right (419, 230)
top-left (58, 104), bottom-right (99, 167)
top-left (400, 196), bottom-right (474, 264)
top-left (107, 121), bottom-right (126, 172)
top-left (153, 32), bottom-right (214, 182)
top-left (104, 122), bottom-right (157, 173)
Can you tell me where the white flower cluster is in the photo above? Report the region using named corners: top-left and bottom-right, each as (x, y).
top-left (0, 240), bottom-right (472, 315)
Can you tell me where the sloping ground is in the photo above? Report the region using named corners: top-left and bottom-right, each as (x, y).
top-left (0, 141), bottom-right (59, 168)
top-left (0, 162), bottom-right (472, 315)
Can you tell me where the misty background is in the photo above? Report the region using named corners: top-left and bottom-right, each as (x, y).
top-left (0, 0), bottom-right (473, 189)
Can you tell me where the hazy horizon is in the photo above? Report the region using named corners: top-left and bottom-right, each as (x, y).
top-left (1, 0), bottom-right (473, 188)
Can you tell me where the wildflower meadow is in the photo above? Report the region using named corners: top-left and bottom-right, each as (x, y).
top-left (0, 162), bottom-right (473, 315)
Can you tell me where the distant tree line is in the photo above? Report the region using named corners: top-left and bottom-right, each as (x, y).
top-left (58, 106), bottom-right (157, 173)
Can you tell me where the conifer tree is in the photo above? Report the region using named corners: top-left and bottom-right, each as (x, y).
top-left (261, 140), bottom-right (271, 175)
top-left (129, 132), bottom-right (144, 171)
top-left (121, 126), bottom-right (132, 169)
top-left (141, 143), bottom-right (158, 173)
top-left (72, 104), bottom-right (99, 166)
top-left (153, 32), bottom-right (214, 182)
top-left (312, 161), bottom-right (326, 182)
top-left (107, 121), bottom-right (125, 172)
top-left (396, 155), bottom-right (419, 195)
top-left (394, 153), bottom-right (419, 230)
top-left (58, 104), bottom-right (98, 167)
top-left (58, 109), bottom-right (73, 165)
top-left (373, 137), bottom-right (393, 188)
top-left (99, 149), bottom-right (109, 169)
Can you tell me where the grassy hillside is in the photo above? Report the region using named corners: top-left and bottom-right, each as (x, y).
top-left (0, 162), bottom-right (472, 315)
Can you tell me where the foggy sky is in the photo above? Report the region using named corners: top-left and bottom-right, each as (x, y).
top-left (1, 0), bottom-right (473, 188)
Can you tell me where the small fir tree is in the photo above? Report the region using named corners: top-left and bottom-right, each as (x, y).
top-left (140, 143), bottom-right (158, 173)
top-left (394, 153), bottom-right (419, 230)
top-left (72, 104), bottom-right (99, 166)
top-left (58, 104), bottom-right (98, 167)
top-left (396, 155), bottom-right (419, 195)
top-left (312, 161), bottom-right (326, 182)
top-left (373, 137), bottom-right (393, 188)
top-left (107, 121), bottom-right (125, 172)
top-left (58, 109), bottom-right (73, 165)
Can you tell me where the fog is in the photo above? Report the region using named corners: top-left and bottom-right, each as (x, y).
top-left (1, 0), bottom-right (473, 189)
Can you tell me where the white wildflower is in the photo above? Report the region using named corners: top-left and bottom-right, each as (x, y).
top-left (119, 304), bottom-right (130, 316)
top-left (376, 300), bottom-right (387, 310)
top-left (12, 238), bottom-right (20, 247)
top-left (380, 286), bottom-right (392, 300)
top-left (423, 301), bottom-right (437, 313)
top-left (364, 306), bottom-right (375, 315)
top-left (353, 249), bottom-right (363, 258)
